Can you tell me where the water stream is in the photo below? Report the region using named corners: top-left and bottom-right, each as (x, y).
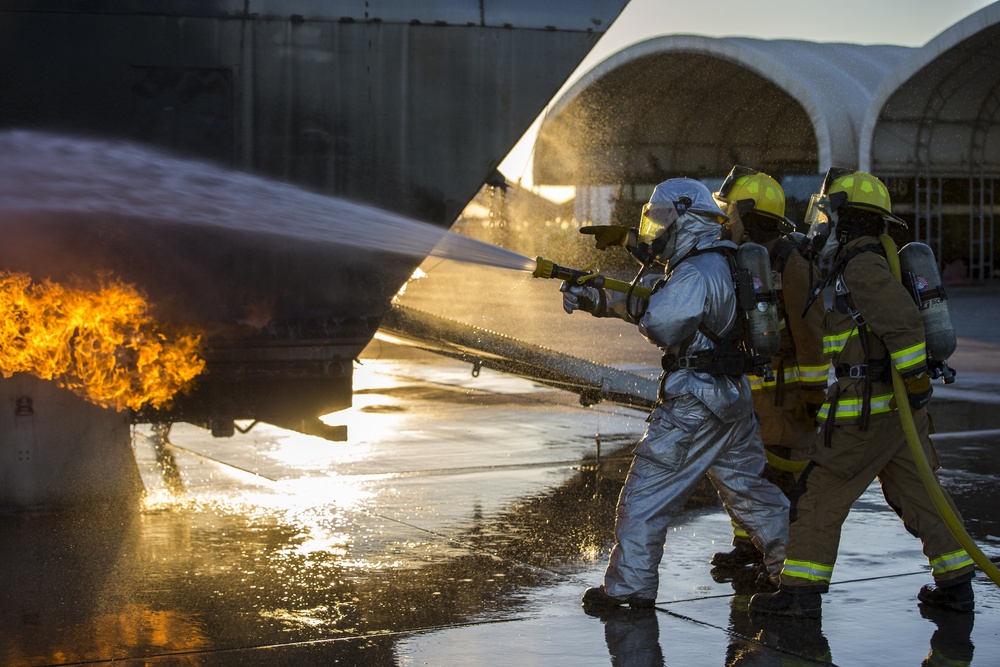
top-left (0, 130), bottom-right (537, 272)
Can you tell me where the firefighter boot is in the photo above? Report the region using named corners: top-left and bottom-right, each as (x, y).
top-left (710, 540), bottom-right (763, 569)
top-left (918, 575), bottom-right (975, 613)
top-left (582, 586), bottom-right (655, 609)
top-left (748, 588), bottom-right (823, 619)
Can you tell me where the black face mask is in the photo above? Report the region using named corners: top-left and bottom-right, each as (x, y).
top-left (743, 211), bottom-right (784, 244)
top-left (631, 236), bottom-right (667, 265)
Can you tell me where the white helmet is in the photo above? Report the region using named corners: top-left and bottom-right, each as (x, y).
top-left (636, 178), bottom-right (728, 265)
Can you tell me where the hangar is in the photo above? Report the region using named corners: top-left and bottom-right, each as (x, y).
top-left (861, 2), bottom-right (1000, 280)
top-left (533, 3), bottom-right (1000, 281)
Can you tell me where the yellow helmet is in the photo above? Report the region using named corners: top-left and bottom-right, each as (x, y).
top-left (715, 165), bottom-right (794, 232)
top-left (822, 168), bottom-right (907, 226)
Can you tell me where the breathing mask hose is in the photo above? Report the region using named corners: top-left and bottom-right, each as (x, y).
top-left (625, 261), bottom-right (656, 323)
top-left (879, 234), bottom-right (1000, 587)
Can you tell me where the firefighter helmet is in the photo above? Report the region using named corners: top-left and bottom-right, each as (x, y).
top-left (716, 165), bottom-right (794, 232)
top-left (821, 168), bottom-right (907, 226)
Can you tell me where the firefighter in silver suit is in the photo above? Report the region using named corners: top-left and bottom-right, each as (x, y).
top-left (563, 177), bottom-right (789, 609)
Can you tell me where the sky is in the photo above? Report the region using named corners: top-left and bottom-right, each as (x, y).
top-left (498, 0), bottom-right (998, 195)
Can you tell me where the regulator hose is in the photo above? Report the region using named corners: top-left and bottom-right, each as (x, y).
top-left (879, 234), bottom-right (1000, 587)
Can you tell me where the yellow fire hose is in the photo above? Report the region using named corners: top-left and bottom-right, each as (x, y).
top-left (533, 257), bottom-right (652, 300)
top-left (879, 234), bottom-right (1000, 587)
top-left (765, 449), bottom-right (809, 473)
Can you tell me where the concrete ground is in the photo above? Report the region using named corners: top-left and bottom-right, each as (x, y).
top-left (1, 262), bottom-right (999, 666)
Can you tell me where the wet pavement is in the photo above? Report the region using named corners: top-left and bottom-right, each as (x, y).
top-left (2, 262), bottom-right (1000, 666)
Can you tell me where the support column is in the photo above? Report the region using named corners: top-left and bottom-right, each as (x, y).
top-left (0, 374), bottom-right (141, 511)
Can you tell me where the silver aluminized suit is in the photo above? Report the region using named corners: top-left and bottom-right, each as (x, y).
top-left (586, 184), bottom-right (789, 601)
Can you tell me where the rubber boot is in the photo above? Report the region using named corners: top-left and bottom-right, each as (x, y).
top-left (918, 576), bottom-right (975, 613)
top-left (582, 586), bottom-right (655, 609)
top-left (710, 540), bottom-right (763, 568)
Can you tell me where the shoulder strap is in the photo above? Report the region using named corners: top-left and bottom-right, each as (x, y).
top-left (673, 246), bottom-right (738, 355)
top-left (673, 244), bottom-right (734, 269)
top-left (770, 236), bottom-right (796, 274)
top-left (800, 243), bottom-right (884, 317)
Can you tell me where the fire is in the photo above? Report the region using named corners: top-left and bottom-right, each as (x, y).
top-left (0, 271), bottom-right (205, 411)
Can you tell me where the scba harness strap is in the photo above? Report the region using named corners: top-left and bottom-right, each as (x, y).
top-left (766, 234), bottom-right (812, 405)
top-left (818, 243), bottom-right (887, 432)
top-left (659, 246), bottom-right (772, 379)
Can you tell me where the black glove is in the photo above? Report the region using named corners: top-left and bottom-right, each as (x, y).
top-left (561, 283), bottom-right (603, 315)
top-left (579, 225), bottom-right (637, 251)
top-left (905, 372), bottom-right (933, 410)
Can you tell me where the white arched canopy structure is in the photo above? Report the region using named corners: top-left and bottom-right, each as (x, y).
top-left (861, 3), bottom-right (1000, 279)
top-left (532, 34), bottom-right (909, 226)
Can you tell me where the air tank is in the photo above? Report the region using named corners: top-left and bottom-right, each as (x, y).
top-left (735, 241), bottom-right (781, 368)
top-left (899, 242), bottom-right (957, 381)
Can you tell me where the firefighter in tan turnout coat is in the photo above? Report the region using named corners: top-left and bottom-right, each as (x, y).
top-left (710, 166), bottom-right (827, 570)
top-left (748, 169), bottom-right (976, 618)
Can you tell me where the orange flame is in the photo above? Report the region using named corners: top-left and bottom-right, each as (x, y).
top-left (0, 271), bottom-right (205, 411)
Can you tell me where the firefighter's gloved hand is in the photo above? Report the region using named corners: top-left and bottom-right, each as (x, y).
top-left (891, 372), bottom-right (933, 411)
top-left (904, 372), bottom-right (933, 410)
top-left (579, 225), bottom-right (637, 251)
top-left (561, 283), bottom-right (601, 315)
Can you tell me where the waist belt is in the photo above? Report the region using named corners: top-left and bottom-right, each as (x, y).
top-left (662, 350), bottom-right (744, 377)
top-left (675, 351), bottom-right (714, 369)
top-left (834, 361), bottom-right (889, 382)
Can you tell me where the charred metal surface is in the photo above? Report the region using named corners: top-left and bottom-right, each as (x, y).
top-left (0, 0), bottom-right (627, 439)
top-left (0, 0), bottom-right (622, 224)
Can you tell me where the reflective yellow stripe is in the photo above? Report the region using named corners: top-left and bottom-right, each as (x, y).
top-left (749, 366), bottom-right (801, 392)
top-left (732, 520), bottom-right (749, 539)
top-left (822, 328), bottom-right (855, 356)
top-left (930, 549), bottom-right (974, 575)
top-left (797, 363), bottom-right (830, 384)
top-left (891, 341), bottom-right (927, 372)
top-left (816, 394), bottom-right (895, 421)
top-left (782, 559), bottom-right (834, 583)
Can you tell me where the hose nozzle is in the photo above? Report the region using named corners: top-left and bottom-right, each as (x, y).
top-left (533, 256), bottom-right (557, 280)
top-left (532, 256), bottom-right (652, 300)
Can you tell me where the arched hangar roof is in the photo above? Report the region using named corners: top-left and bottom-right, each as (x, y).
top-left (533, 35), bottom-right (910, 186)
top-left (860, 3), bottom-right (1000, 177)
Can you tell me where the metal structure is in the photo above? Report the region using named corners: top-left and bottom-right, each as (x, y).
top-left (534, 7), bottom-right (1000, 279)
top-left (533, 35), bottom-right (909, 187)
top-left (531, 35), bottom-right (909, 229)
top-left (0, 0), bottom-right (628, 442)
top-left (862, 3), bottom-right (1000, 280)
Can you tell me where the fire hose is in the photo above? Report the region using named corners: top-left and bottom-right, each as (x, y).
top-left (532, 256), bottom-right (651, 300)
top-left (880, 234), bottom-right (1000, 587)
top-left (535, 255), bottom-right (809, 473)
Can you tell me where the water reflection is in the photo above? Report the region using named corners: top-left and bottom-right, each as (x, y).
top-left (587, 607), bottom-right (665, 667)
top-left (1, 397), bottom-right (995, 664)
top-left (920, 604), bottom-right (975, 666)
top-left (743, 616), bottom-right (832, 666)
top-left (0, 508), bottom-right (210, 665)
top-left (0, 431), bottom-right (634, 664)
